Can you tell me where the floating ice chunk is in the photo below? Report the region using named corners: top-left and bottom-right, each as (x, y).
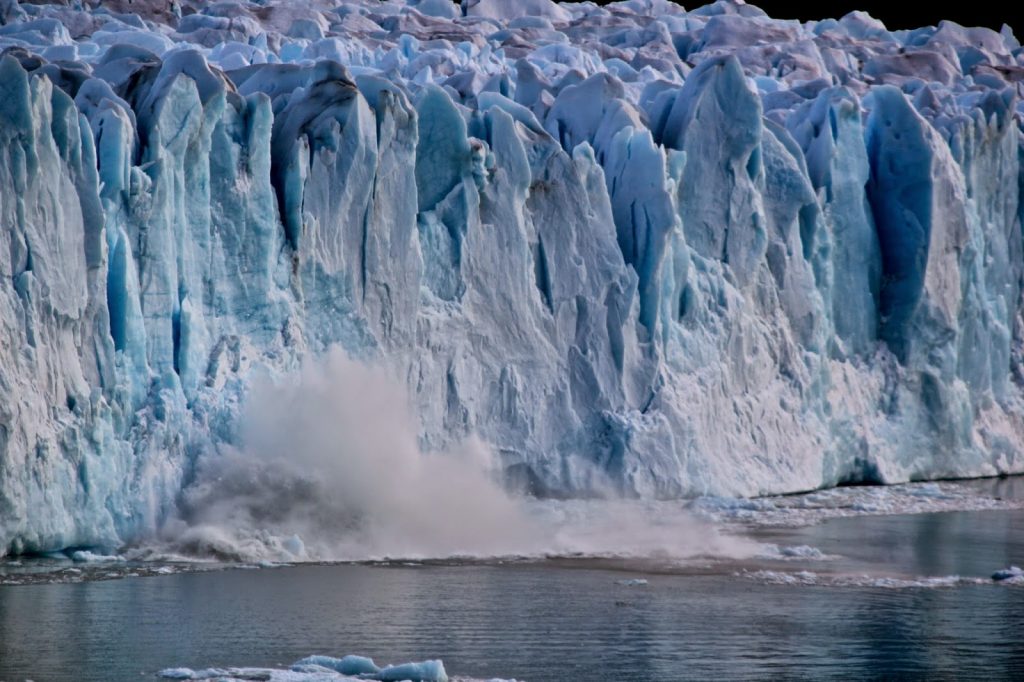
top-left (991, 566), bottom-right (1024, 582)
top-left (162, 666), bottom-right (292, 680)
top-left (377, 660), bottom-right (448, 682)
top-left (778, 545), bottom-right (828, 559)
top-left (616, 578), bottom-right (649, 586)
top-left (158, 668), bottom-right (284, 680)
top-left (70, 550), bottom-right (126, 562)
top-left (741, 570), bottom-right (989, 588)
top-left (291, 655), bottom-right (380, 676)
top-left (162, 656), bottom-right (449, 681)
top-left (756, 544), bottom-right (831, 560)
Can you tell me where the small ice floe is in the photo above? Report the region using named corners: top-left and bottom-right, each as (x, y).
top-left (70, 550), bottom-right (126, 563)
top-left (779, 545), bottom-right (827, 559)
top-left (376, 661), bottom-right (447, 682)
top-left (758, 544), bottom-right (832, 561)
top-left (161, 655), bottom-right (449, 681)
top-left (742, 570), bottom-right (988, 589)
top-left (746, 570), bottom-right (821, 586)
top-left (292, 655), bottom-right (380, 676)
top-left (991, 566), bottom-right (1024, 583)
top-left (615, 578), bottom-right (649, 586)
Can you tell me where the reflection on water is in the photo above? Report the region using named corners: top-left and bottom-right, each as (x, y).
top-left (762, 508), bottom-right (1024, 579)
top-left (1, 509), bottom-right (1023, 681)
top-left (963, 475), bottom-right (1024, 502)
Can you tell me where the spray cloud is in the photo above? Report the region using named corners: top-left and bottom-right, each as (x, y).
top-left (157, 349), bottom-right (760, 563)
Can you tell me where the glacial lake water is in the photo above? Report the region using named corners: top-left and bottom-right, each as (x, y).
top-left (2, 481), bottom-right (1024, 681)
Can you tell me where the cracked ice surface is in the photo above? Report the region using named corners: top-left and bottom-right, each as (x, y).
top-left (1, 0), bottom-right (1024, 554)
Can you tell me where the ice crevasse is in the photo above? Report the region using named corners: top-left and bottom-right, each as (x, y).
top-left (1, 0), bottom-right (1024, 554)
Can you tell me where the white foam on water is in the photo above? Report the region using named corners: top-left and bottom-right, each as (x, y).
top-left (738, 569), bottom-right (1022, 589)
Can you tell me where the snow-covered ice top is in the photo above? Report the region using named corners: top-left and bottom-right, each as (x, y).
top-left (0, 0), bottom-right (1023, 556)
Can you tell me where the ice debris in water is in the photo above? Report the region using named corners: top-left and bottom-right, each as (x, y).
top-left (756, 544), bottom-right (831, 560)
top-left (616, 578), bottom-right (650, 586)
top-left (376, 661), bottom-right (448, 682)
top-left (742, 570), bottom-right (992, 589)
top-left (70, 550), bottom-right (126, 562)
top-left (161, 655), bottom-right (448, 681)
top-left (778, 545), bottom-right (826, 559)
top-left (292, 655), bottom-right (382, 676)
top-left (1, 0), bottom-right (1024, 558)
top-left (991, 566), bottom-right (1024, 582)
top-left (693, 482), bottom-right (1024, 527)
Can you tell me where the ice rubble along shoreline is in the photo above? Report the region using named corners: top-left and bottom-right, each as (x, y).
top-left (0, 0), bottom-right (1023, 555)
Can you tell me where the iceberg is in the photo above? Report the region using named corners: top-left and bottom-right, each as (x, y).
top-left (0, 0), bottom-right (1023, 555)
top-left (292, 656), bottom-right (382, 676)
top-left (160, 654), bottom-right (448, 681)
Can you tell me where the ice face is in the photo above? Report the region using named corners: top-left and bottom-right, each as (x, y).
top-left (0, 0), bottom-right (1022, 556)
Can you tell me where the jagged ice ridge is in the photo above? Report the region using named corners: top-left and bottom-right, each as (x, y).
top-left (1, 0), bottom-right (1024, 554)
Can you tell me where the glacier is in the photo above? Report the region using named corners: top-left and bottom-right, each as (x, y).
top-left (0, 0), bottom-right (1023, 556)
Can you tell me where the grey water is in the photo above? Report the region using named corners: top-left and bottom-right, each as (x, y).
top-left (2, 504), bottom-right (1024, 680)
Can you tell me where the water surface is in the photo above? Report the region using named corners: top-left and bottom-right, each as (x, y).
top-left (2, 502), bottom-right (1023, 681)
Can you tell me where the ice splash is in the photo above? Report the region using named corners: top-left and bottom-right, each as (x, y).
top-left (158, 350), bottom-right (537, 561)
top-left (149, 350), bottom-right (759, 563)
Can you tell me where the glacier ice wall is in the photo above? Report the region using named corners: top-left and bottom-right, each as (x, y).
top-left (1, 0), bottom-right (1023, 554)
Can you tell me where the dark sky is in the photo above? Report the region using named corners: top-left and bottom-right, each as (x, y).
top-left (590, 1), bottom-right (1024, 34)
